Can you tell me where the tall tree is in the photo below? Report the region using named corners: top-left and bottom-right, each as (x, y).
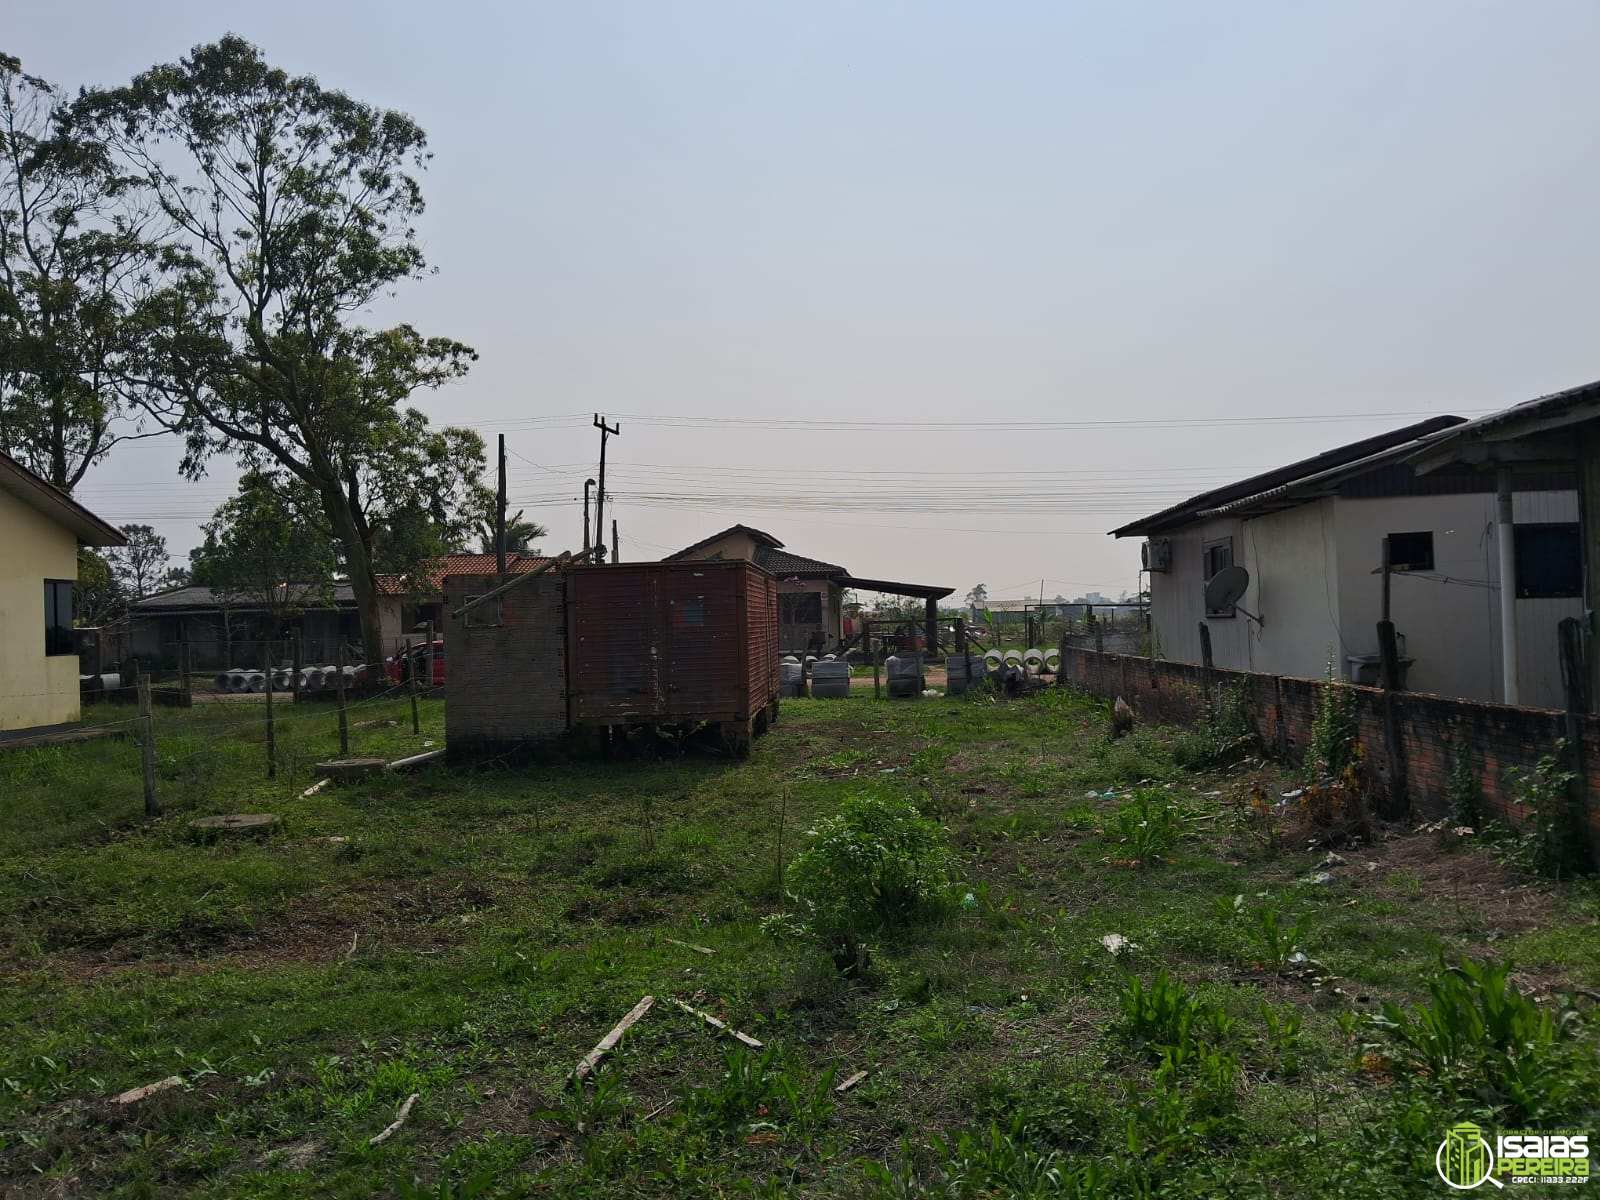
top-left (0, 53), bottom-right (162, 491)
top-left (189, 470), bottom-right (336, 633)
top-left (78, 37), bottom-right (478, 663)
top-left (476, 508), bottom-right (547, 556)
top-left (106, 521), bottom-right (167, 600)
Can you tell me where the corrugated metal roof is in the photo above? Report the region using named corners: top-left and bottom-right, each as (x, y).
top-left (133, 583), bottom-right (356, 614)
top-left (1110, 416), bottom-right (1467, 537)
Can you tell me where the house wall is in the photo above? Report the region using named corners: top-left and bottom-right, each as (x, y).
top-left (1057, 646), bottom-right (1600, 867)
top-left (677, 530), bottom-right (763, 563)
top-left (0, 488), bottom-right (82, 732)
top-left (444, 572), bottom-right (569, 761)
top-left (1148, 515), bottom-right (1246, 666)
top-left (779, 579), bottom-right (843, 653)
top-left (1333, 491), bottom-right (1580, 707)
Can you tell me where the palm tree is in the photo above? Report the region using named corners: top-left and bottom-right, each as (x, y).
top-left (479, 510), bottom-right (547, 555)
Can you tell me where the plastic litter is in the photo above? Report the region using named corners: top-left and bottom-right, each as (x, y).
top-left (1099, 933), bottom-right (1137, 956)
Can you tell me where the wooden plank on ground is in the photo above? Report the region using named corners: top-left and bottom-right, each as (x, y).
top-left (835, 1070), bottom-right (868, 1094)
top-left (110, 1076), bottom-right (183, 1105)
top-left (388, 748), bottom-right (446, 771)
top-left (668, 997), bottom-right (763, 1049)
top-left (368, 1092), bottom-right (419, 1145)
top-left (665, 937), bottom-right (715, 955)
top-left (571, 995), bottom-right (655, 1081)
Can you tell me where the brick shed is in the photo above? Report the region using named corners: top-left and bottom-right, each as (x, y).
top-left (443, 568), bottom-right (569, 763)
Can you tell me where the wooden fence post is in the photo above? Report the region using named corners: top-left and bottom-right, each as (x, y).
top-left (292, 632), bottom-right (303, 704)
top-left (1558, 617), bottom-right (1594, 870)
top-left (408, 638), bottom-right (421, 734)
top-left (424, 621), bottom-right (434, 695)
top-left (179, 640), bottom-right (192, 707)
top-left (1376, 620), bottom-right (1409, 820)
top-left (335, 643), bottom-right (350, 757)
top-left (138, 676), bottom-right (160, 816)
top-left (1198, 623), bottom-right (1214, 670)
top-left (263, 640), bottom-right (277, 780)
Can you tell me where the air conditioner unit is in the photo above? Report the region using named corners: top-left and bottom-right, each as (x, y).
top-left (1141, 538), bottom-right (1173, 573)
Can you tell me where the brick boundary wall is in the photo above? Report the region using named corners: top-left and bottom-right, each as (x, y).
top-left (1057, 645), bottom-right (1599, 867)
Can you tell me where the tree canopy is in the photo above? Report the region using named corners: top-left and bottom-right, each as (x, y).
top-left (74, 36), bottom-right (481, 661)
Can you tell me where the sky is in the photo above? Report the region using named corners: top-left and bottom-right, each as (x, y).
top-left (11, 1), bottom-right (1600, 604)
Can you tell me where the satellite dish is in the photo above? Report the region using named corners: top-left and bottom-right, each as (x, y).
top-left (1204, 564), bottom-right (1264, 628)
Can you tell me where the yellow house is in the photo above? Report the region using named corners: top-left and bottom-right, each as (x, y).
top-left (0, 452), bottom-right (126, 735)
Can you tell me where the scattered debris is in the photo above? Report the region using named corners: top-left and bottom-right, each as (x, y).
top-left (388, 748), bottom-right (446, 771)
top-left (644, 1098), bottom-right (678, 1122)
top-left (1281, 788), bottom-right (1304, 801)
top-left (300, 778), bottom-right (332, 799)
top-left (571, 995), bottom-right (655, 1081)
top-left (668, 998), bottom-right (762, 1048)
top-left (189, 814), bottom-right (279, 839)
top-left (1111, 696), bottom-right (1135, 738)
top-left (1318, 852), bottom-right (1347, 869)
top-left (1308, 872), bottom-right (1334, 885)
top-left (368, 1092), bottom-right (419, 1145)
top-left (314, 757), bottom-right (386, 779)
top-left (1365, 861), bottom-right (1380, 872)
top-left (352, 718), bottom-right (399, 729)
top-left (835, 1070), bottom-right (868, 1094)
top-left (921, 689), bottom-right (944, 698)
top-left (345, 931), bottom-right (359, 959)
top-left (1100, 933), bottom-right (1138, 956)
top-left (110, 1076), bottom-right (182, 1105)
top-left (665, 937), bottom-right (715, 956)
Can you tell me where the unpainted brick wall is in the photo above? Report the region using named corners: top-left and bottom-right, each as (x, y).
top-left (445, 572), bottom-right (568, 762)
top-left (1057, 645), bottom-right (1600, 863)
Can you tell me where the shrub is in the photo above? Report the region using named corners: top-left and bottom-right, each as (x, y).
top-left (1307, 654), bottom-right (1359, 782)
top-left (765, 792), bottom-right (953, 974)
top-left (1107, 790), bottom-right (1178, 867)
top-left (1506, 744), bottom-right (1586, 878)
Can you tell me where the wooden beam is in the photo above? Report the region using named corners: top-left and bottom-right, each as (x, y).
top-left (571, 995), bottom-right (655, 1081)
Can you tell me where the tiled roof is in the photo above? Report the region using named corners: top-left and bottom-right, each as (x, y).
top-left (755, 547), bottom-right (847, 579)
top-left (375, 553), bottom-right (551, 595)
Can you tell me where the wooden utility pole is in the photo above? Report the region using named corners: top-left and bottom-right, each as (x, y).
top-left (496, 433), bottom-right (508, 581)
top-left (178, 640), bottom-right (192, 707)
top-left (138, 675), bottom-right (160, 816)
top-left (335, 643), bottom-right (350, 757)
top-left (612, 518), bottom-right (620, 565)
top-left (263, 641), bottom-right (277, 780)
top-left (1558, 617), bottom-right (1594, 870)
top-left (868, 620), bottom-right (880, 700)
top-left (1198, 623), bottom-right (1214, 669)
top-left (592, 415), bottom-right (620, 563)
top-left (292, 632), bottom-right (303, 703)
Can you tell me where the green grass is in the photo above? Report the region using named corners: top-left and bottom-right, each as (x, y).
top-left (1, 688), bottom-right (1596, 1197)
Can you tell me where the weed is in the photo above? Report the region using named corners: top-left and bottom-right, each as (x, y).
top-left (534, 1065), bottom-right (631, 1136)
top-left (1106, 790), bottom-right (1177, 867)
top-left (1172, 683), bottom-right (1256, 770)
top-left (1366, 956), bottom-right (1596, 1122)
top-left (1307, 654), bottom-right (1359, 782)
top-left (1506, 744), bottom-right (1586, 878)
top-left (1116, 968), bottom-right (1232, 1061)
top-left (1447, 742), bottom-right (1481, 830)
top-left (1220, 895), bottom-right (1313, 971)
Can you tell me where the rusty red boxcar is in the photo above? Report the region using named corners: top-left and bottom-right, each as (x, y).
top-left (565, 560), bottom-right (780, 753)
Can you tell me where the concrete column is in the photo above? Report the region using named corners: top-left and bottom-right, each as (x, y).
top-left (1496, 467), bottom-right (1519, 706)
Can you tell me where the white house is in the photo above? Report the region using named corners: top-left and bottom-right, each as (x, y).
top-left (1113, 418), bottom-right (1582, 708)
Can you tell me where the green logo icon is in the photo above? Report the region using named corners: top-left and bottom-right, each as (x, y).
top-left (1437, 1122), bottom-right (1503, 1190)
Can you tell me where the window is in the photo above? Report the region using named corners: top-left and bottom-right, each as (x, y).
top-left (1514, 523), bottom-right (1581, 599)
top-left (1386, 531), bottom-right (1434, 572)
top-left (1203, 538), bottom-right (1234, 617)
top-left (779, 592), bottom-right (822, 625)
top-left (462, 595), bottom-right (503, 628)
top-left (44, 579), bottom-right (74, 656)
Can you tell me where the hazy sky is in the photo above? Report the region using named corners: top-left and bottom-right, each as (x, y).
top-left (11, 1), bottom-right (1600, 603)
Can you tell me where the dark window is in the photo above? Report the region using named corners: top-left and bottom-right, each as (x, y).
top-left (1387, 531), bottom-right (1434, 572)
top-left (462, 596), bottom-right (503, 628)
top-left (44, 579), bottom-right (74, 656)
top-left (1203, 538), bottom-right (1234, 617)
top-left (780, 592), bottom-right (822, 624)
top-left (1514, 523), bottom-right (1581, 599)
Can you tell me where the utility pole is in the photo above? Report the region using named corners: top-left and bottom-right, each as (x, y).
top-left (496, 433), bottom-right (508, 581)
top-left (583, 478), bottom-right (595, 553)
top-left (612, 517), bottom-right (620, 565)
top-left (593, 415), bottom-right (620, 563)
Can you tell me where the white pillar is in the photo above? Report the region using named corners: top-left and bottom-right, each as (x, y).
top-left (1496, 467), bottom-right (1519, 705)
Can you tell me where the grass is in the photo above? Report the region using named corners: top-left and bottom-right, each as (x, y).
top-left (1, 686), bottom-right (1596, 1197)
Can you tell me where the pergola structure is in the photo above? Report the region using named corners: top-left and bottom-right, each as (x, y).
top-left (839, 575), bottom-right (956, 658)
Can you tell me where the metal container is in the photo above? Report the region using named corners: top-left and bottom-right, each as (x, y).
top-left (566, 560), bottom-right (780, 752)
top-left (810, 659), bottom-right (851, 698)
